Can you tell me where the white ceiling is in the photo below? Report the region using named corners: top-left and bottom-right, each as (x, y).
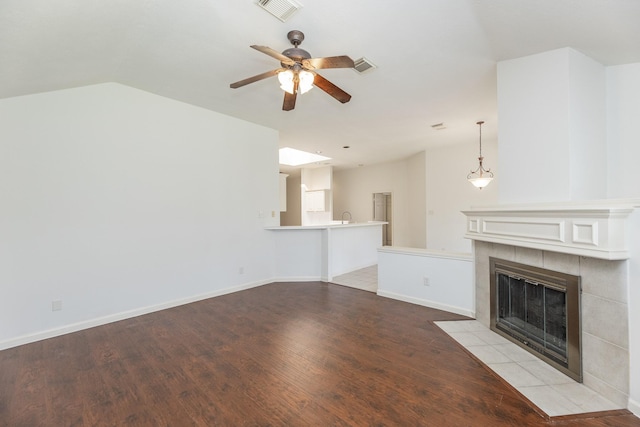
top-left (2, 0), bottom-right (639, 172)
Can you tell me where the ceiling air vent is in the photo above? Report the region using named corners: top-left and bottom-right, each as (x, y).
top-left (256, 0), bottom-right (303, 22)
top-left (353, 57), bottom-right (377, 74)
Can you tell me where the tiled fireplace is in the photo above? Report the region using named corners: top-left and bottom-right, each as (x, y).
top-left (463, 201), bottom-right (636, 407)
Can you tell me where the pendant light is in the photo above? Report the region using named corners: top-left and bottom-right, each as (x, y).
top-left (467, 120), bottom-right (494, 189)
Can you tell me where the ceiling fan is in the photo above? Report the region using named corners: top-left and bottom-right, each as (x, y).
top-left (230, 30), bottom-right (355, 111)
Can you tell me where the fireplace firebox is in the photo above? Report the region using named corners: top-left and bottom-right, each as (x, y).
top-left (489, 258), bottom-right (582, 382)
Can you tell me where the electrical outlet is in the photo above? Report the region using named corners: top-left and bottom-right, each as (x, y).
top-left (239, 267), bottom-right (244, 274)
top-left (423, 277), bottom-right (430, 286)
top-left (52, 300), bottom-right (62, 311)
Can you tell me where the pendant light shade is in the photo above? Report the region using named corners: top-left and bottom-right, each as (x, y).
top-left (467, 120), bottom-right (494, 189)
top-left (298, 70), bottom-right (314, 94)
top-left (278, 70), bottom-right (295, 94)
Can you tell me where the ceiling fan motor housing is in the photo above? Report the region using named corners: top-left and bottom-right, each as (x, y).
top-left (281, 30), bottom-right (310, 65)
top-left (281, 47), bottom-right (311, 64)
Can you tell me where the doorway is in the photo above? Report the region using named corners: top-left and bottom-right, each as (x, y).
top-left (373, 192), bottom-right (392, 246)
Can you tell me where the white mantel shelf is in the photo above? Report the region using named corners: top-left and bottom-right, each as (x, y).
top-left (462, 199), bottom-right (640, 260)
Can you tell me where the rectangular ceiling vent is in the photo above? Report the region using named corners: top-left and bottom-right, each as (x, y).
top-left (353, 57), bottom-right (377, 74)
top-left (256, 0), bottom-right (303, 22)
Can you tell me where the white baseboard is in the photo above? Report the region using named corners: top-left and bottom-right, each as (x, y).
top-left (272, 276), bottom-right (324, 282)
top-left (629, 397), bottom-right (640, 417)
top-left (376, 290), bottom-right (475, 318)
top-left (0, 279), bottom-right (272, 351)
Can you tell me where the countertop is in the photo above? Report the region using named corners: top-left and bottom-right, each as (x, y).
top-left (265, 221), bottom-right (387, 230)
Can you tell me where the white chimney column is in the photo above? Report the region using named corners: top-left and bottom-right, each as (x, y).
top-left (497, 47), bottom-right (607, 204)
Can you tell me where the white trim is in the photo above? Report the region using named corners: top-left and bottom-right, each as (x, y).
top-left (481, 217), bottom-right (565, 242)
top-left (572, 220), bottom-right (599, 245)
top-left (272, 276), bottom-right (324, 282)
top-left (462, 199), bottom-right (640, 260)
top-left (377, 289), bottom-right (475, 318)
top-left (628, 397), bottom-right (640, 417)
top-left (0, 279), bottom-right (272, 351)
top-left (377, 246), bottom-right (473, 262)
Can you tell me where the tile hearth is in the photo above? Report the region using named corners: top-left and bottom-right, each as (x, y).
top-left (436, 320), bottom-right (623, 417)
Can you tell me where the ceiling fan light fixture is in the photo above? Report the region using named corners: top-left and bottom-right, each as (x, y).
top-left (278, 69), bottom-right (314, 95)
top-left (298, 70), bottom-right (314, 94)
top-left (278, 70), bottom-right (295, 94)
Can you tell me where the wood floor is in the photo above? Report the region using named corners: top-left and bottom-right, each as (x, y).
top-left (2, 282), bottom-right (639, 426)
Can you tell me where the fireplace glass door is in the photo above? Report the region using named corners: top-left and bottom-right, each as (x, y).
top-left (497, 274), bottom-right (567, 363)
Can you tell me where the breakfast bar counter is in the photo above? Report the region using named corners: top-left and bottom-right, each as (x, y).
top-left (266, 222), bottom-right (386, 282)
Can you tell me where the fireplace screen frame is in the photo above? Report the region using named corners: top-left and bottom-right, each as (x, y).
top-left (489, 257), bottom-right (582, 382)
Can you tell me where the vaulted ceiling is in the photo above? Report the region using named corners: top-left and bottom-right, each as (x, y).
top-left (2, 0), bottom-right (639, 171)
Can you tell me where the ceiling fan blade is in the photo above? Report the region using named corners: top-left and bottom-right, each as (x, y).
top-left (251, 45), bottom-right (295, 66)
top-left (282, 90), bottom-right (297, 111)
top-left (230, 68), bottom-right (283, 89)
top-left (313, 73), bottom-right (352, 104)
top-left (303, 56), bottom-right (355, 70)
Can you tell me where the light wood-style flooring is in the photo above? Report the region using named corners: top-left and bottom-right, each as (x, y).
top-left (1, 282), bottom-right (639, 426)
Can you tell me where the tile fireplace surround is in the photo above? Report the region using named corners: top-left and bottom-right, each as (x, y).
top-left (463, 200), bottom-right (640, 408)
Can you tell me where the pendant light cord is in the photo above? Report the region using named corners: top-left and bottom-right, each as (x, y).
top-left (477, 120), bottom-right (484, 157)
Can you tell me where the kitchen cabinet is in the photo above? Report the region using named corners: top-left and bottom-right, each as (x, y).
top-left (305, 190), bottom-right (329, 212)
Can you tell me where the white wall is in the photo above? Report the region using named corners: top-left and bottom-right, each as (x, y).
top-left (271, 228), bottom-right (325, 281)
top-left (627, 208), bottom-right (640, 415)
top-left (425, 140), bottom-right (498, 253)
top-left (329, 225), bottom-right (382, 277)
top-left (333, 152), bottom-right (425, 248)
top-left (568, 49), bottom-right (607, 200)
top-left (497, 48), bottom-right (607, 203)
top-left (607, 63), bottom-right (640, 199)
top-left (606, 62), bottom-right (640, 415)
top-left (332, 133), bottom-right (499, 255)
top-left (0, 83), bottom-right (280, 348)
top-left (406, 151), bottom-right (426, 249)
top-left (377, 247), bottom-right (474, 317)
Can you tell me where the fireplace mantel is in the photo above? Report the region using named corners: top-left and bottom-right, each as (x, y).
top-left (462, 199), bottom-right (640, 260)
